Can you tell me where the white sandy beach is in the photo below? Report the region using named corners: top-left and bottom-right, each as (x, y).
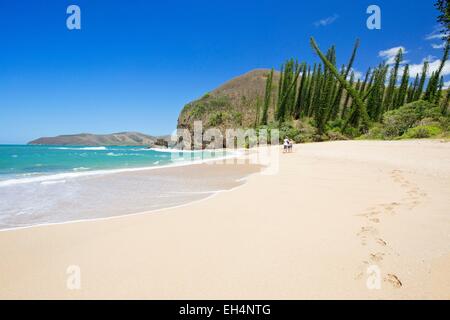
top-left (0, 139), bottom-right (449, 299)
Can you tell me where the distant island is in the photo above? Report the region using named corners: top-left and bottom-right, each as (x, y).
top-left (28, 131), bottom-right (170, 147)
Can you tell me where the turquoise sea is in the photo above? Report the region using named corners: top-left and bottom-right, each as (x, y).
top-left (0, 145), bottom-right (225, 184)
top-left (0, 145), bottom-right (240, 230)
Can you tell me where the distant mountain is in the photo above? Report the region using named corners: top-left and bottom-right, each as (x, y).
top-left (28, 132), bottom-right (169, 146)
top-left (177, 69), bottom-right (280, 132)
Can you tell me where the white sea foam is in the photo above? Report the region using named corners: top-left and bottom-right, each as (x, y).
top-left (106, 152), bottom-right (143, 157)
top-left (52, 146), bottom-right (107, 151)
top-left (21, 172), bottom-right (43, 177)
top-left (40, 180), bottom-right (66, 185)
top-left (15, 209), bottom-right (33, 216)
top-left (169, 190), bottom-right (223, 194)
top-left (73, 167), bottom-right (90, 171)
top-left (149, 147), bottom-right (205, 153)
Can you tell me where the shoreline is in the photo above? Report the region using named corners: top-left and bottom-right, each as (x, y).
top-left (0, 139), bottom-right (449, 299)
top-left (0, 149), bottom-right (242, 187)
top-left (0, 166), bottom-right (260, 233)
top-left (0, 149), bottom-right (260, 231)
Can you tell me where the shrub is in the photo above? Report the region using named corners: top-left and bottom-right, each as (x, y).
top-left (209, 95), bottom-right (230, 108)
top-left (298, 124), bottom-right (316, 142)
top-left (190, 102), bottom-right (207, 118)
top-left (208, 112), bottom-right (223, 126)
top-left (438, 116), bottom-right (450, 132)
top-left (402, 125), bottom-right (442, 139)
top-left (382, 100), bottom-right (437, 138)
top-left (327, 130), bottom-right (348, 141)
top-left (359, 124), bottom-right (384, 140)
top-left (342, 126), bottom-right (362, 139)
top-left (423, 107), bottom-right (442, 120)
top-left (230, 112), bottom-right (243, 126)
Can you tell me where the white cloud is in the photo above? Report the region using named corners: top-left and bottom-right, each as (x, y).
top-left (425, 26), bottom-right (448, 41)
top-left (444, 81), bottom-right (450, 89)
top-left (344, 68), bottom-right (363, 81)
top-left (352, 69), bottom-right (363, 81)
top-left (314, 14), bottom-right (339, 27)
top-left (400, 57), bottom-right (450, 78)
top-left (379, 37), bottom-right (450, 85)
top-left (378, 46), bottom-right (407, 64)
top-left (426, 33), bottom-right (446, 40)
top-left (431, 42), bottom-right (446, 49)
top-left (379, 46), bottom-right (449, 81)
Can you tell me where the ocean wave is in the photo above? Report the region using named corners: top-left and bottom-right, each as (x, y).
top-left (21, 172), bottom-right (43, 177)
top-left (106, 152), bottom-right (121, 157)
top-left (106, 152), bottom-right (144, 157)
top-left (149, 147), bottom-right (206, 153)
top-left (52, 146), bottom-right (107, 151)
top-left (73, 167), bottom-right (90, 171)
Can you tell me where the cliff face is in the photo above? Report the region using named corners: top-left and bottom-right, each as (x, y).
top-left (177, 69), bottom-right (280, 132)
top-left (28, 132), bottom-right (164, 146)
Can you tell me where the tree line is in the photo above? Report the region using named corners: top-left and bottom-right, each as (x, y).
top-left (257, 39), bottom-right (449, 135)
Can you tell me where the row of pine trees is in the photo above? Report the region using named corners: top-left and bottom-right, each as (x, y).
top-left (258, 38), bottom-right (450, 134)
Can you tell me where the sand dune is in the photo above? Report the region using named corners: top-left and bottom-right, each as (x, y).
top-left (0, 140), bottom-right (449, 299)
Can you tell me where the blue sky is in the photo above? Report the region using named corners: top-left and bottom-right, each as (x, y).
top-left (0, 0), bottom-right (446, 143)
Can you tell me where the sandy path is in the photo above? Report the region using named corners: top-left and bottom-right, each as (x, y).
top-left (0, 140), bottom-right (449, 299)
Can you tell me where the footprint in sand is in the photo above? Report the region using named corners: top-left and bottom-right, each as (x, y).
top-left (357, 226), bottom-right (378, 237)
top-left (384, 274), bottom-right (402, 288)
top-left (357, 209), bottom-right (381, 218)
top-left (407, 200), bottom-right (421, 210)
top-left (356, 213), bottom-right (370, 218)
top-left (382, 204), bottom-right (395, 213)
top-left (370, 252), bottom-right (385, 262)
top-left (354, 272), bottom-right (364, 280)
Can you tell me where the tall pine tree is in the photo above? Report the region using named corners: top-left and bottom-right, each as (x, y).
top-left (383, 49), bottom-right (403, 111)
top-left (260, 69), bottom-right (274, 125)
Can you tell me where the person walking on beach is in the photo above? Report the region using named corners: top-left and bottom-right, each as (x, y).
top-left (288, 139), bottom-right (294, 153)
top-left (283, 137), bottom-right (290, 153)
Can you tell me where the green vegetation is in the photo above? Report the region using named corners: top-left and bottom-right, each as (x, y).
top-left (260, 69), bottom-right (274, 125)
top-left (251, 32), bottom-right (450, 143)
top-left (360, 100), bottom-right (449, 140)
top-left (402, 125), bottom-right (443, 139)
top-left (181, 95), bottom-right (232, 120)
top-left (208, 112), bottom-right (224, 126)
top-left (435, 0), bottom-right (449, 41)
